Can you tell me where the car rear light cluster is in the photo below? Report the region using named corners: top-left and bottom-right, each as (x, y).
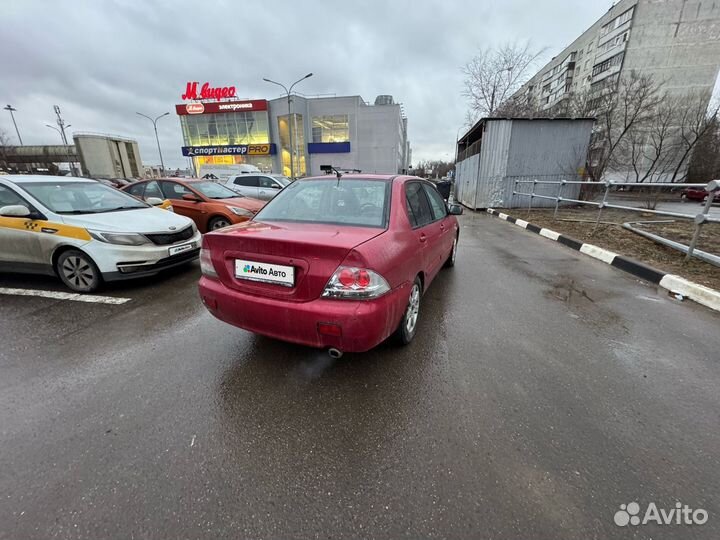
top-left (199, 247), bottom-right (218, 278)
top-left (322, 266), bottom-right (390, 299)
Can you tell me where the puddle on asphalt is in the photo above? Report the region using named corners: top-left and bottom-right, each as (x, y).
top-left (543, 276), bottom-right (629, 335)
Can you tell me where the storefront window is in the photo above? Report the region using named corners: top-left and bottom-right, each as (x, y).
top-left (277, 114), bottom-right (306, 177)
top-left (180, 111), bottom-right (270, 147)
top-left (311, 115), bottom-right (349, 143)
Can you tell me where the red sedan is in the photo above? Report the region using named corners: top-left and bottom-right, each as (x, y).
top-left (680, 186), bottom-right (720, 203)
top-left (198, 174), bottom-right (463, 355)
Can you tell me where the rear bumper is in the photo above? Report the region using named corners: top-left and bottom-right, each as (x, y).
top-left (198, 276), bottom-right (409, 353)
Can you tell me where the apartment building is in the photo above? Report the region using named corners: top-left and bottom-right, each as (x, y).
top-left (514, 0), bottom-right (720, 112)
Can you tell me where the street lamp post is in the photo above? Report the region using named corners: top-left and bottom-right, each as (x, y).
top-left (4, 105), bottom-right (23, 145)
top-left (263, 73), bottom-right (313, 179)
top-left (136, 112), bottom-right (170, 174)
top-left (46, 123), bottom-right (75, 176)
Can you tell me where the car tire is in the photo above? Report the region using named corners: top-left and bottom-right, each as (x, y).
top-left (443, 235), bottom-right (458, 268)
top-left (208, 216), bottom-right (231, 231)
top-left (395, 277), bottom-right (422, 346)
top-left (56, 249), bottom-right (102, 293)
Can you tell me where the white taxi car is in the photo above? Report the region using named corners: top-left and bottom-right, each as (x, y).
top-left (0, 175), bottom-right (201, 292)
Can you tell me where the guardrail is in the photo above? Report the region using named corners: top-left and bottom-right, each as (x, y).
top-left (513, 179), bottom-right (720, 263)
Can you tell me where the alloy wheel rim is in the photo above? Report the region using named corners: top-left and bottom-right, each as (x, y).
top-left (212, 219), bottom-right (230, 230)
top-left (62, 256), bottom-right (94, 289)
top-left (406, 284), bottom-right (420, 334)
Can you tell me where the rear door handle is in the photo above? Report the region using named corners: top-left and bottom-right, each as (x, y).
top-left (419, 233), bottom-right (427, 243)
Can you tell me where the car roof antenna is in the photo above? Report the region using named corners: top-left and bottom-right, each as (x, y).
top-left (321, 164), bottom-right (343, 186)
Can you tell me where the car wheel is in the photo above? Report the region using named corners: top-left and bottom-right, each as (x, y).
top-left (208, 216), bottom-right (231, 230)
top-left (443, 236), bottom-right (458, 268)
top-left (396, 277), bottom-right (422, 346)
top-left (680, 194), bottom-right (688, 202)
top-left (56, 250), bottom-right (101, 293)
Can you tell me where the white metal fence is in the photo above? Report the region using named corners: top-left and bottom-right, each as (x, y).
top-left (512, 179), bottom-right (720, 265)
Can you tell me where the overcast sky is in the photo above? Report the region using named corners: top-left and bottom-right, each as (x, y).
top-left (1, 0), bottom-right (612, 170)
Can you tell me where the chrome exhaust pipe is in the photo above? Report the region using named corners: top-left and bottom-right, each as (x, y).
top-left (328, 348), bottom-right (343, 359)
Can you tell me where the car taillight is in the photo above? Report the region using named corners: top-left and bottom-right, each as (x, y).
top-left (200, 247), bottom-right (218, 278)
top-left (322, 266), bottom-right (390, 299)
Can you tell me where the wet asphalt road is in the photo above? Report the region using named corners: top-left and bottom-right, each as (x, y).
top-left (1, 212), bottom-right (719, 540)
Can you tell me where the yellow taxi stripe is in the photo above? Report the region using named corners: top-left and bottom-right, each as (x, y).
top-left (0, 217), bottom-right (91, 241)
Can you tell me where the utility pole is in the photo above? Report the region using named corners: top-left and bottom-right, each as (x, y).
top-left (51, 105), bottom-right (76, 176)
top-left (136, 112), bottom-right (169, 174)
top-left (46, 123), bottom-right (75, 176)
top-left (263, 73), bottom-right (313, 179)
top-left (4, 105), bottom-right (23, 145)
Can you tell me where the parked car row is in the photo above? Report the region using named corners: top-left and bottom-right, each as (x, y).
top-left (1, 172), bottom-right (464, 354)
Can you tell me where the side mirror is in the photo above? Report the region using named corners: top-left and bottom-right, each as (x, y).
top-left (182, 194), bottom-right (201, 202)
top-left (0, 205), bottom-right (31, 217)
top-left (448, 204), bottom-right (463, 216)
top-left (146, 197), bottom-right (165, 206)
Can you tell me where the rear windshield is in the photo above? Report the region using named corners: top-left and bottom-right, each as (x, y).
top-left (254, 178), bottom-right (390, 228)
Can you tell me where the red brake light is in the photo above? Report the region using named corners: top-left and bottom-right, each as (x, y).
top-left (357, 269), bottom-right (371, 287)
top-left (322, 266), bottom-right (391, 299)
top-left (338, 268), bottom-right (355, 287)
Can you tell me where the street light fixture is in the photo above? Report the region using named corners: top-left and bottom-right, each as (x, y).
top-left (263, 73), bottom-right (313, 179)
top-left (4, 105), bottom-right (23, 145)
top-left (136, 112), bottom-right (170, 174)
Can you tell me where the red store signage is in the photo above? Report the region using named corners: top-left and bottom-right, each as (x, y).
top-left (182, 81), bottom-right (236, 101)
top-left (175, 100), bottom-right (268, 115)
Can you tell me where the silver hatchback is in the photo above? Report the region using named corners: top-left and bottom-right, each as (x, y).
top-left (224, 174), bottom-right (291, 201)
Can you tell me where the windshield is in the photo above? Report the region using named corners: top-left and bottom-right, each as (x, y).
top-left (254, 178), bottom-right (390, 228)
top-left (191, 181), bottom-right (242, 199)
top-left (18, 181), bottom-right (148, 214)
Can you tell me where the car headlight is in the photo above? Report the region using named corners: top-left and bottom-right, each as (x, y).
top-left (227, 206), bottom-right (254, 217)
top-left (88, 230), bottom-right (150, 246)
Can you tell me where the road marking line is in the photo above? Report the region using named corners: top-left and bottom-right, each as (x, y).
top-left (0, 287), bottom-right (131, 305)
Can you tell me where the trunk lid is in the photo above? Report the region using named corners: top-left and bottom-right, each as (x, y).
top-left (205, 220), bottom-right (384, 301)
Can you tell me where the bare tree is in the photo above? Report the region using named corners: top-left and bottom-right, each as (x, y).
top-left (0, 129), bottom-right (10, 171)
top-left (619, 94), bottom-right (677, 183)
top-left (586, 71), bottom-right (662, 181)
top-left (687, 117), bottom-right (720, 182)
top-left (462, 42), bottom-right (546, 120)
top-left (669, 91), bottom-right (719, 183)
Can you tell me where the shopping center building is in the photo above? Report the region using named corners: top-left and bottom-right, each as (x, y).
top-left (176, 87), bottom-right (410, 177)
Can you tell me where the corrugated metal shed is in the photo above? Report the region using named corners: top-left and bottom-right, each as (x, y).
top-left (455, 118), bottom-right (594, 209)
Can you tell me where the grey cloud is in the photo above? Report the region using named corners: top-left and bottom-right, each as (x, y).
top-left (1, 0), bottom-right (610, 169)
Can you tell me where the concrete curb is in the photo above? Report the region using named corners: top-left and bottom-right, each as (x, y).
top-left (486, 208), bottom-right (720, 313)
